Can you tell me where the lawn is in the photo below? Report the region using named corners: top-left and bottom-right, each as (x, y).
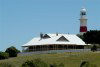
top-left (0, 52), bottom-right (100, 67)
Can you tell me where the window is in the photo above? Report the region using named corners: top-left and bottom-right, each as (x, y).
top-left (81, 12), bottom-right (86, 15)
top-left (43, 34), bottom-right (51, 39)
top-left (57, 36), bottom-right (69, 42)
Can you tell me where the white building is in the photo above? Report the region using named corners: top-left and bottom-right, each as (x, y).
top-left (22, 7), bottom-right (89, 52)
top-left (22, 33), bottom-right (87, 52)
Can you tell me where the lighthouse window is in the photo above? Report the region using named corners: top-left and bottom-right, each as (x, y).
top-left (82, 12), bottom-right (86, 15)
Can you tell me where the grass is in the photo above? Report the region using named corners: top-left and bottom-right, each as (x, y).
top-left (0, 52), bottom-right (100, 67)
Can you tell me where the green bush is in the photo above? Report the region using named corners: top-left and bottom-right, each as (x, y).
top-left (22, 60), bottom-right (35, 67)
top-left (22, 58), bottom-right (49, 67)
top-left (80, 60), bottom-right (97, 67)
top-left (5, 46), bottom-right (20, 57)
top-left (80, 61), bottom-right (89, 67)
top-left (0, 52), bottom-right (9, 60)
top-left (58, 63), bottom-right (64, 67)
top-left (50, 63), bottom-right (58, 67)
top-left (22, 58), bottom-right (65, 67)
top-left (50, 63), bottom-right (64, 67)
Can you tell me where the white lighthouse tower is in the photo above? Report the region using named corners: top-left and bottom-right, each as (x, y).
top-left (79, 7), bottom-right (87, 35)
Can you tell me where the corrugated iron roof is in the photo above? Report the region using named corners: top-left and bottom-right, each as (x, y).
top-left (22, 34), bottom-right (86, 46)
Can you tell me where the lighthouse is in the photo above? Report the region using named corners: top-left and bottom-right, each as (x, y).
top-left (79, 7), bottom-right (87, 35)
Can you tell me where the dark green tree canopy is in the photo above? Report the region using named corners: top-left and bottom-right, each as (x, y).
top-left (0, 52), bottom-right (9, 60)
top-left (5, 46), bottom-right (20, 57)
top-left (83, 30), bottom-right (100, 44)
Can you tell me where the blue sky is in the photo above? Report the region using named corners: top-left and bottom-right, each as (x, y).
top-left (0, 0), bottom-right (100, 51)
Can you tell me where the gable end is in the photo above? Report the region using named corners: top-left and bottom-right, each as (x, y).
top-left (57, 36), bottom-right (69, 42)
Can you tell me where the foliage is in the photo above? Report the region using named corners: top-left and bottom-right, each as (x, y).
top-left (0, 62), bottom-right (13, 67)
top-left (77, 34), bottom-right (84, 40)
top-left (0, 52), bottom-right (99, 67)
top-left (0, 52), bottom-right (9, 60)
top-left (83, 30), bottom-right (100, 44)
top-left (91, 45), bottom-right (97, 52)
top-left (80, 60), bottom-right (97, 67)
top-left (22, 60), bottom-right (35, 67)
top-left (58, 63), bottom-right (64, 67)
top-left (50, 63), bottom-right (64, 67)
top-left (22, 58), bottom-right (64, 67)
top-left (34, 58), bottom-right (48, 67)
top-left (50, 63), bottom-right (58, 67)
top-left (22, 58), bottom-right (48, 67)
top-left (80, 61), bottom-right (89, 67)
top-left (5, 46), bottom-right (20, 57)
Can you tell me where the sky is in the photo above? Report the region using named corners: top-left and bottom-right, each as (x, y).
top-left (0, 0), bottom-right (100, 51)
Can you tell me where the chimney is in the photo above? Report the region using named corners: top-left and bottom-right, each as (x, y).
top-left (56, 33), bottom-right (58, 36)
top-left (40, 33), bottom-right (43, 39)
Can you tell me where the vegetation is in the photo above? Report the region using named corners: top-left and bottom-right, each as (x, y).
top-left (83, 30), bottom-right (100, 44)
top-left (0, 62), bottom-right (13, 67)
top-left (0, 52), bottom-right (9, 60)
top-left (77, 30), bottom-right (100, 44)
top-left (0, 46), bottom-right (20, 61)
top-left (50, 63), bottom-right (64, 67)
top-left (80, 60), bottom-right (97, 67)
top-left (22, 58), bottom-right (49, 67)
top-left (91, 45), bottom-right (97, 52)
top-left (0, 30), bottom-right (100, 67)
top-left (5, 46), bottom-right (20, 57)
top-left (22, 58), bottom-right (64, 67)
top-left (0, 52), bottom-right (99, 67)
top-left (77, 30), bottom-right (100, 51)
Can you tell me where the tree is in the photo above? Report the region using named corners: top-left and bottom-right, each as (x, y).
top-left (77, 34), bottom-right (84, 40)
top-left (5, 46), bottom-right (20, 57)
top-left (83, 30), bottom-right (100, 44)
top-left (0, 52), bottom-right (9, 60)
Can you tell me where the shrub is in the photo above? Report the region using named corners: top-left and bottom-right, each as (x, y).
top-left (80, 61), bottom-right (89, 67)
top-left (91, 45), bottom-right (97, 52)
top-left (80, 60), bottom-right (97, 67)
top-left (34, 58), bottom-right (48, 67)
top-left (50, 63), bottom-right (58, 67)
top-left (5, 46), bottom-right (20, 57)
top-left (0, 52), bottom-right (9, 60)
top-left (22, 60), bottom-right (35, 67)
top-left (22, 58), bottom-right (48, 67)
top-left (50, 63), bottom-right (64, 67)
top-left (58, 63), bottom-right (64, 67)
